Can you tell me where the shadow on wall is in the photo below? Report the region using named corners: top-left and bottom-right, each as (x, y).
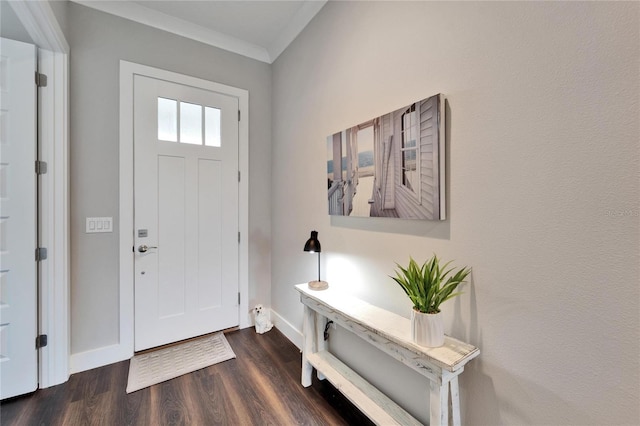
top-left (450, 274), bottom-right (479, 344)
top-left (461, 359), bottom-right (501, 424)
top-left (330, 214), bottom-right (450, 239)
top-left (463, 358), bottom-right (596, 425)
top-left (452, 279), bottom-right (597, 425)
top-left (447, 275), bottom-right (502, 423)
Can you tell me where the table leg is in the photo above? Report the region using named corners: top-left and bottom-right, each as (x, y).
top-left (301, 305), bottom-right (314, 387)
top-left (450, 376), bottom-right (461, 426)
top-left (315, 313), bottom-right (327, 381)
top-left (429, 380), bottom-right (449, 426)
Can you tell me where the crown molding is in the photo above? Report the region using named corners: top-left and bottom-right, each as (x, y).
top-left (267, 0), bottom-right (326, 62)
top-left (9, 0), bottom-right (69, 53)
top-left (70, 1), bottom-right (327, 64)
top-left (71, 0), bottom-right (272, 63)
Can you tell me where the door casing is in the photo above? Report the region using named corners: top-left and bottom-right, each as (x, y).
top-left (118, 61), bottom-right (250, 361)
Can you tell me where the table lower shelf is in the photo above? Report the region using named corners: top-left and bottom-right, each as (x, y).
top-left (306, 350), bottom-right (422, 426)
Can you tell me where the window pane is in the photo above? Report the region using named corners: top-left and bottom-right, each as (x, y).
top-left (180, 102), bottom-right (202, 145)
top-left (401, 106), bottom-right (418, 194)
top-left (158, 98), bottom-right (177, 142)
top-left (205, 107), bottom-right (221, 147)
top-left (408, 111), bottom-right (417, 142)
top-left (403, 149), bottom-right (417, 191)
top-left (403, 114), bottom-right (410, 141)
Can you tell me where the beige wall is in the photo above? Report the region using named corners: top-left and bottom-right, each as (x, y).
top-left (67, 2), bottom-right (272, 354)
top-left (271, 1), bottom-right (639, 424)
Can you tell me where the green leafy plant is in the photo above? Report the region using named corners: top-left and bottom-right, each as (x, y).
top-left (391, 255), bottom-right (471, 314)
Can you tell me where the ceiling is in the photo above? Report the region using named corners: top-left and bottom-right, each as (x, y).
top-left (71, 0), bottom-right (327, 63)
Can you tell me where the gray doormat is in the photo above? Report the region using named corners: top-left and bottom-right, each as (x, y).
top-left (126, 332), bottom-right (236, 393)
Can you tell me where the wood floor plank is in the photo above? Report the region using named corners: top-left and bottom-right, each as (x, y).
top-left (229, 331), bottom-right (299, 423)
top-left (193, 369), bottom-right (244, 425)
top-left (113, 363), bottom-right (151, 425)
top-left (242, 332), bottom-right (346, 425)
top-left (1, 328), bottom-right (373, 426)
top-left (221, 353), bottom-right (285, 424)
top-left (0, 393), bottom-right (30, 425)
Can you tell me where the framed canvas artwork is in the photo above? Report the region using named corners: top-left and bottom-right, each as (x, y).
top-left (327, 93), bottom-right (446, 220)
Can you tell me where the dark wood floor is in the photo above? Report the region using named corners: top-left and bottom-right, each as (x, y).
top-left (1, 328), bottom-right (373, 425)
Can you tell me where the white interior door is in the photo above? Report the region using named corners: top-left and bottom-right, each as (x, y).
top-left (133, 74), bottom-right (239, 351)
top-left (0, 38), bottom-right (38, 399)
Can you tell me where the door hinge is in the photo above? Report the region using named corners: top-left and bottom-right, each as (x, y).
top-left (36, 334), bottom-right (48, 349)
top-left (35, 247), bottom-right (48, 261)
top-left (238, 110), bottom-right (241, 121)
top-left (238, 232), bottom-right (241, 243)
top-left (35, 160), bottom-right (48, 175)
top-left (238, 171), bottom-right (241, 182)
top-left (238, 292), bottom-right (241, 305)
top-left (35, 72), bottom-right (48, 87)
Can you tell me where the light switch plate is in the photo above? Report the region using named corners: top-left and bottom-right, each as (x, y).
top-left (86, 217), bottom-right (113, 233)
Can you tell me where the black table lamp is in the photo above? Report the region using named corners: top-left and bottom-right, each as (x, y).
top-left (303, 230), bottom-right (328, 290)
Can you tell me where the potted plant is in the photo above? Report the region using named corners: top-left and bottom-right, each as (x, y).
top-left (391, 255), bottom-right (471, 347)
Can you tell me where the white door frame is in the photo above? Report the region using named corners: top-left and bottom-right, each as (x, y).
top-left (9, 0), bottom-right (70, 388)
top-left (119, 61), bottom-right (250, 359)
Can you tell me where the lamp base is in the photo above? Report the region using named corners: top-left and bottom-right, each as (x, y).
top-left (308, 280), bottom-right (329, 291)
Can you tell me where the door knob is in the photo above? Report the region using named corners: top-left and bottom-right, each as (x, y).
top-left (138, 245), bottom-right (158, 253)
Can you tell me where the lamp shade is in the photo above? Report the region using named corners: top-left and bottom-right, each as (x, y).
top-left (303, 230), bottom-right (327, 290)
top-left (303, 231), bottom-right (321, 253)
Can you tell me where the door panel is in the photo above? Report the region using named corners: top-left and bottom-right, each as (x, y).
top-left (157, 154), bottom-right (186, 317)
top-left (133, 75), bottom-right (239, 351)
top-left (197, 159), bottom-right (222, 310)
top-left (0, 37), bottom-right (38, 399)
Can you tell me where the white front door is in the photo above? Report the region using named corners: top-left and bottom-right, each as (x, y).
top-left (0, 37), bottom-right (38, 399)
top-left (133, 75), bottom-right (239, 351)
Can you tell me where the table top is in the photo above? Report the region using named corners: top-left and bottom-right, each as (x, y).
top-left (295, 283), bottom-right (479, 372)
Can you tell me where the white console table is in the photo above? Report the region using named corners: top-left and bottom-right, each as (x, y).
top-left (296, 284), bottom-right (479, 426)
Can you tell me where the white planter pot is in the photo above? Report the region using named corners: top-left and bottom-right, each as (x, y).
top-left (411, 310), bottom-right (445, 347)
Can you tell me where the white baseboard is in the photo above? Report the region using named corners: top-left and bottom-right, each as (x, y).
top-left (271, 309), bottom-right (302, 350)
top-left (69, 343), bottom-right (132, 374)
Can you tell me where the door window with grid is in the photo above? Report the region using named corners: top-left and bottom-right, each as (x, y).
top-left (157, 97), bottom-right (221, 147)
